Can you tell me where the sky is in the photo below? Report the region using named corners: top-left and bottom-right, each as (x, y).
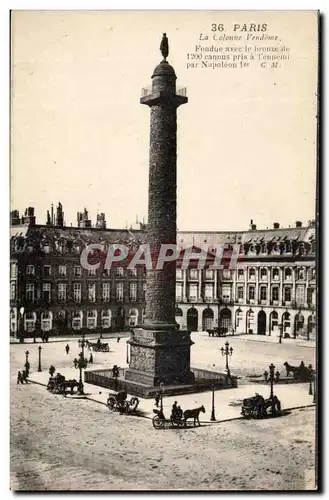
top-left (10, 10), bottom-right (318, 231)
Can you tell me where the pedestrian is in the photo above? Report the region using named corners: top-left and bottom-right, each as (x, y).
top-left (275, 371), bottom-right (280, 383)
top-left (117, 336), bottom-right (120, 343)
top-left (154, 392), bottom-right (160, 408)
top-left (17, 371), bottom-right (23, 384)
top-left (49, 365), bottom-right (56, 377)
top-left (22, 370), bottom-right (28, 384)
top-left (73, 358), bottom-right (78, 369)
top-left (24, 361), bottom-right (30, 377)
top-left (65, 344), bottom-right (70, 355)
top-left (89, 353), bottom-right (93, 364)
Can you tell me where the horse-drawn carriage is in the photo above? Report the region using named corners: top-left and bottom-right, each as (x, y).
top-left (47, 373), bottom-right (80, 396)
top-left (283, 361), bottom-right (313, 381)
top-left (152, 405), bottom-right (206, 429)
top-left (207, 327), bottom-right (227, 337)
top-left (106, 390), bottom-right (139, 414)
top-left (89, 341), bottom-right (110, 352)
top-left (241, 394), bottom-right (281, 419)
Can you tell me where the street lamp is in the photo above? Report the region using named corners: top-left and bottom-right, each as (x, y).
top-left (278, 323), bottom-right (284, 344)
top-left (77, 333), bottom-right (88, 395)
top-left (126, 340), bottom-right (130, 364)
top-left (269, 363), bottom-right (275, 399)
top-left (38, 346), bottom-right (42, 372)
top-left (25, 350), bottom-right (30, 376)
top-left (19, 307), bottom-right (25, 342)
top-left (210, 385), bottom-right (216, 421)
top-left (221, 341), bottom-right (233, 377)
top-left (160, 382), bottom-right (164, 412)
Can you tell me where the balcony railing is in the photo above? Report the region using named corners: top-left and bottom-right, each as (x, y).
top-left (141, 86), bottom-right (187, 98)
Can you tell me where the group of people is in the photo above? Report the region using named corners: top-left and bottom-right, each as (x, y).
top-left (154, 394), bottom-right (183, 420)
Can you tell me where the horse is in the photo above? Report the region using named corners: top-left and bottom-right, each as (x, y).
top-left (283, 362), bottom-right (312, 381)
top-left (283, 362), bottom-right (300, 378)
top-left (183, 405), bottom-right (205, 427)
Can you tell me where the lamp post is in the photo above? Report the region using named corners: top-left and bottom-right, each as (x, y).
top-left (19, 306), bottom-right (25, 342)
top-left (25, 350), bottom-right (30, 376)
top-left (38, 346), bottom-right (42, 372)
top-left (160, 382), bottom-right (164, 412)
top-left (278, 322), bottom-right (283, 344)
top-left (221, 341), bottom-right (233, 377)
top-left (77, 333), bottom-right (88, 395)
top-left (210, 385), bottom-right (216, 421)
top-left (126, 340), bottom-right (130, 364)
top-left (269, 363), bottom-right (275, 399)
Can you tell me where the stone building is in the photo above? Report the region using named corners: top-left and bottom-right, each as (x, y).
top-left (10, 207), bottom-right (316, 340)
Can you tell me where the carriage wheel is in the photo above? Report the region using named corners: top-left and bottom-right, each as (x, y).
top-left (130, 397), bottom-right (139, 413)
top-left (105, 346), bottom-right (109, 352)
top-left (107, 397), bottom-right (116, 412)
top-left (170, 418), bottom-right (181, 428)
top-left (152, 416), bottom-right (165, 430)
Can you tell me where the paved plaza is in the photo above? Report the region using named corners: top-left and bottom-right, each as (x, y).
top-left (10, 332), bottom-right (316, 491)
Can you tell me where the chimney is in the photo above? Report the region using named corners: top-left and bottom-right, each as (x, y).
top-left (295, 221), bottom-right (302, 228)
top-left (273, 222), bottom-right (280, 229)
top-left (56, 202), bottom-right (64, 227)
top-left (10, 210), bottom-right (20, 226)
top-left (96, 212), bottom-right (106, 229)
top-left (21, 207), bottom-right (36, 226)
top-left (249, 219), bottom-right (256, 230)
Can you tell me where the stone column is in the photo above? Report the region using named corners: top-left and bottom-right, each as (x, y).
top-left (125, 44), bottom-right (194, 387)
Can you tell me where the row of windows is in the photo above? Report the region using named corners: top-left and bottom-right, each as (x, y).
top-left (175, 267), bottom-right (315, 281)
top-left (17, 265), bottom-right (139, 278)
top-left (235, 285), bottom-right (315, 304)
top-left (20, 282), bottom-right (146, 303)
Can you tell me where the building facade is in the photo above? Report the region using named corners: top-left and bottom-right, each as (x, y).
top-left (10, 207), bottom-right (316, 341)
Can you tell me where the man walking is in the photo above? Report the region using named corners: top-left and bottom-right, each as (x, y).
top-left (65, 344), bottom-right (70, 355)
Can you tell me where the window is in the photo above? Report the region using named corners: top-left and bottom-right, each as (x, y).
top-left (41, 311), bottom-right (52, 331)
top-left (284, 287), bottom-right (291, 302)
top-left (271, 287), bottom-right (279, 301)
top-left (116, 283), bottom-right (124, 301)
top-left (43, 265), bottom-right (51, 277)
top-left (260, 286), bottom-right (267, 301)
top-left (74, 266), bottom-right (82, 277)
top-left (205, 269), bottom-right (214, 280)
top-left (73, 283), bottom-right (81, 303)
top-left (116, 267), bottom-right (124, 277)
top-left (72, 311), bottom-right (82, 330)
top-left (10, 282), bottom-right (16, 300)
top-left (272, 268), bottom-right (279, 280)
top-left (88, 284), bottom-right (96, 302)
top-left (176, 268), bottom-right (183, 279)
top-left (248, 286), bottom-right (255, 300)
top-left (298, 268), bottom-right (305, 280)
top-left (88, 268), bottom-right (96, 276)
top-left (222, 285), bottom-right (231, 300)
top-left (130, 268), bottom-right (138, 277)
top-left (296, 286), bottom-right (305, 306)
top-left (237, 286), bottom-right (244, 299)
top-left (58, 284), bottom-right (66, 302)
top-left (24, 312), bottom-right (36, 332)
top-left (43, 283), bottom-right (51, 302)
top-left (223, 269), bottom-right (231, 279)
top-left (204, 283), bottom-right (213, 300)
top-left (176, 283), bottom-right (183, 300)
top-left (26, 265), bottom-right (35, 276)
top-left (142, 282), bottom-right (146, 297)
top-left (130, 283), bottom-right (137, 301)
top-left (260, 268), bottom-right (267, 280)
top-left (58, 265), bottom-right (66, 277)
top-left (284, 268), bottom-right (292, 280)
top-left (188, 283), bottom-right (197, 301)
top-left (87, 310), bottom-right (97, 329)
top-left (102, 283), bottom-right (110, 301)
top-left (101, 309), bottom-right (111, 328)
top-left (237, 269), bottom-right (244, 280)
top-left (248, 268), bottom-right (256, 279)
top-left (189, 269), bottom-right (198, 279)
top-left (10, 263), bottom-right (17, 279)
top-left (26, 283), bottom-right (34, 302)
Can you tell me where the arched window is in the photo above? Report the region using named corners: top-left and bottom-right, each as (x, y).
top-left (101, 309), bottom-right (111, 328)
top-left (24, 312), bottom-right (36, 332)
top-left (72, 310), bottom-right (83, 330)
top-left (128, 308), bottom-right (139, 326)
top-left (87, 310), bottom-right (97, 329)
top-left (41, 311), bottom-right (52, 331)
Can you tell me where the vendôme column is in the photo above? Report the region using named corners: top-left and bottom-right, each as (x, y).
top-left (125, 35), bottom-right (194, 387)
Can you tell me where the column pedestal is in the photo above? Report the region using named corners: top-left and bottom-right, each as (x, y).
top-left (125, 328), bottom-right (195, 386)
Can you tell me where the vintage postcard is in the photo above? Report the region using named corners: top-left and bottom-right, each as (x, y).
top-left (10, 10), bottom-right (318, 491)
